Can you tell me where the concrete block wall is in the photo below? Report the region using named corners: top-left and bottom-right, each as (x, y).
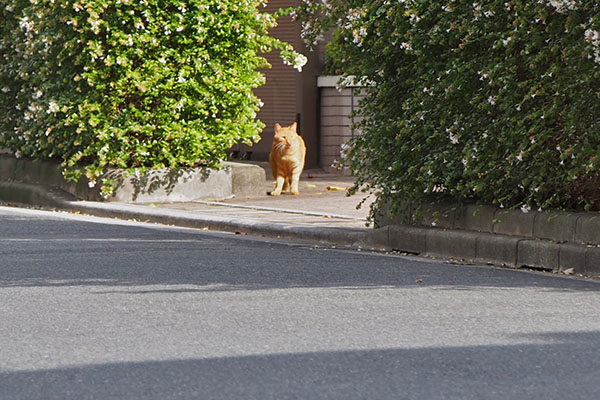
top-left (317, 76), bottom-right (366, 174)
top-left (375, 201), bottom-right (600, 273)
top-left (0, 155), bottom-right (265, 202)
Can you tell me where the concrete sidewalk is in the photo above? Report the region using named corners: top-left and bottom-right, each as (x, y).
top-left (0, 164), bottom-right (383, 250)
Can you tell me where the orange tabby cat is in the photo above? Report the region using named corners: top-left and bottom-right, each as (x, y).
top-left (269, 122), bottom-right (306, 196)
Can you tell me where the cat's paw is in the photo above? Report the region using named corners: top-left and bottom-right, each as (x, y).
top-left (269, 191), bottom-right (281, 196)
top-left (290, 190), bottom-right (299, 195)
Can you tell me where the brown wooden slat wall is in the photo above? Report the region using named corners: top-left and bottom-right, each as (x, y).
top-left (255, 7), bottom-right (298, 129)
top-left (235, 0), bottom-right (322, 168)
top-left (249, 0), bottom-right (299, 157)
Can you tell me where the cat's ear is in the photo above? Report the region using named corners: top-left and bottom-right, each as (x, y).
top-left (274, 123), bottom-right (282, 133)
top-left (290, 122), bottom-right (297, 132)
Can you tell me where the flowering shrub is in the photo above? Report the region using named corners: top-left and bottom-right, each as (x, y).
top-left (0, 0), bottom-right (305, 195)
top-left (297, 0), bottom-right (600, 218)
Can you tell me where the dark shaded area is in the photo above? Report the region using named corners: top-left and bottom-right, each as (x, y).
top-left (1, 333), bottom-right (600, 400)
top-left (0, 210), bottom-right (598, 293)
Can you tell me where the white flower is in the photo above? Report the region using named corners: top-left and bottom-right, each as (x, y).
top-left (541, 0), bottom-right (578, 13)
top-left (516, 151), bottom-right (524, 162)
top-left (47, 101), bottom-right (60, 114)
top-left (585, 29), bottom-right (600, 43)
top-left (18, 16), bottom-right (34, 33)
top-left (400, 42), bottom-right (412, 51)
top-left (89, 19), bottom-right (101, 33)
top-left (448, 130), bottom-right (459, 145)
top-left (293, 54), bottom-right (308, 72)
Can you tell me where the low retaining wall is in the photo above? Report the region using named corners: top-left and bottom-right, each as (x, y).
top-left (376, 202), bottom-right (600, 247)
top-left (374, 201), bottom-right (600, 276)
top-left (0, 155), bottom-right (265, 202)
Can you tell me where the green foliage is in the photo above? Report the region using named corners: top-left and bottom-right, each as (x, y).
top-left (297, 0), bottom-right (600, 218)
top-left (0, 0), bottom-right (305, 195)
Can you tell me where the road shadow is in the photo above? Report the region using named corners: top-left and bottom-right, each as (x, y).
top-left (1, 213), bottom-right (599, 293)
top-left (2, 331), bottom-right (600, 399)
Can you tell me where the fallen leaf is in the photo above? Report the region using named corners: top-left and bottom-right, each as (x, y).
top-left (307, 174), bottom-right (315, 179)
top-left (326, 185), bottom-right (346, 191)
top-left (202, 226), bottom-right (210, 230)
top-left (562, 268), bottom-right (575, 275)
top-left (306, 183), bottom-right (316, 188)
top-left (416, 279), bottom-right (423, 284)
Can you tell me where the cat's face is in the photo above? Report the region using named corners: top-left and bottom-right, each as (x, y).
top-left (273, 122), bottom-right (298, 148)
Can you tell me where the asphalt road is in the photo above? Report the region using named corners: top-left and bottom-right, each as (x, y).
top-left (1, 205), bottom-right (600, 399)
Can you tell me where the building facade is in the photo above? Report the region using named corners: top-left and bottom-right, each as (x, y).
top-left (232, 0), bottom-right (362, 173)
top-left (231, 0), bottom-right (323, 168)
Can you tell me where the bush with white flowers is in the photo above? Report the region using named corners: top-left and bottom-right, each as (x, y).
top-left (0, 0), bottom-right (305, 195)
top-left (297, 0), bottom-right (600, 219)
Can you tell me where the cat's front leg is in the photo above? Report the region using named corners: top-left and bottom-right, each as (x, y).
top-left (271, 176), bottom-right (285, 196)
top-left (290, 172), bottom-right (301, 195)
top-left (282, 177), bottom-right (290, 193)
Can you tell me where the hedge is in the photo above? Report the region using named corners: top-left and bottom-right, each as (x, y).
top-left (0, 0), bottom-right (305, 196)
top-left (297, 0), bottom-right (600, 220)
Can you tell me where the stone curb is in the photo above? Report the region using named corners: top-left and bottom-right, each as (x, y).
top-left (1, 181), bottom-right (597, 277)
top-left (382, 224), bottom-right (598, 276)
top-left (375, 200), bottom-right (600, 275)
